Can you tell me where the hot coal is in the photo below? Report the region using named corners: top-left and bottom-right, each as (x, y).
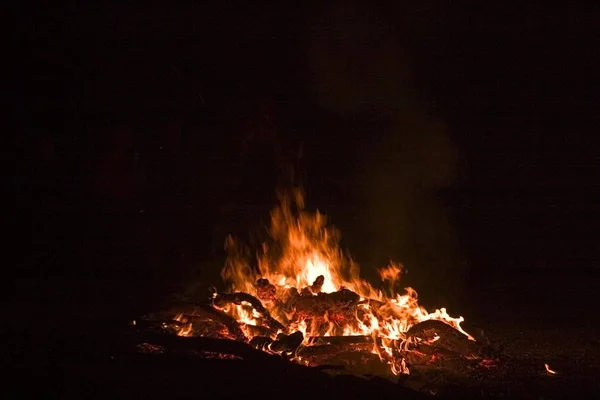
top-left (136, 283), bottom-right (492, 384)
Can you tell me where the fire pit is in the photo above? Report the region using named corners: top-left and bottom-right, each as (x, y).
top-left (130, 188), bottom-right (496, 387)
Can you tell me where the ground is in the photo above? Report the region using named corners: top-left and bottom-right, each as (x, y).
top-left (4, 267), bottom-right (599, 398)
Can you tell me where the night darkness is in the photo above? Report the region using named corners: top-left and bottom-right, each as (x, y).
top-left (9, 2), bottom-right (600, 398)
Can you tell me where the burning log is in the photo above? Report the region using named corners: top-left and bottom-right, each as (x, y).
top-left (296, 346), bottom-right (398, 380)
top-left (307, 335), bottom-right (375, 346)
top-left (184, 303), bottom-right (247, 341)
top-left (310, 275), bottom-right (325, 293)
top-left (291, 288), bottom-right (360, 321)
top-left (214, 292), bottom-right (287, 332)
top-left (256, 278), bottom-right (277, 301)
top-left (300, 275), bottom-right (326, 295)
top-left (133, 318), bottom-right (186, 333)
top-left (403, 343), bottom-right (482, 376)
top-left (130, 331), bottom-right (277, 363)
top-left (249, 331), bottom-right (304, 355)
top-left (406, 320), bottom-right (482, 358)
top-left (186, 318), bottom-right (231, 338)
top-left (296, 336), bottom-right (398, 362)
top-left (296, 343), bottom-right (374, 358)
top-left (178, 314), bottom-right (274, 338)
top-left (239, 323), bottom-right (274, 338)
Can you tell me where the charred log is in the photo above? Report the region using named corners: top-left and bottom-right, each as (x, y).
top-left (311, 275), bottom-right (325, 293)
top-left (240, 324), bottom-right (275, 338)
top-left (133, 319), bottom-right (185, 333)
top-left (404, 343), bottom-right (482, 375)
top-left (130, 332), bottom-right (278, 363)
top-left (273, 331), bottom-right (304, 353)
top-left (301, 275), bottom-right (326, 296)
top-left (307, 335), bottom-right (379, 346)
top-left (291, 288), bottom-right (360, 321)
top-left (296, 348), bottom-right (397, 379)
top-left (256, 278), bottom-right (277, 301)
top-left (296, 343), bottom-right (374, 359)
top-left (183, 303), bottom-right (247, 341)
top-left (249, 331), bottom-right (304, 356)
top-left (214, 292), bottom-right (287, 332)
top-left (406, 320), bottom-right (481, 358)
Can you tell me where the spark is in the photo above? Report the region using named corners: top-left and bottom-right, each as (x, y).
top-left (545, 363), bottom-right (558, 375)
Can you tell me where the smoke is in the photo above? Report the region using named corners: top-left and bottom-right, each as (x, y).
top-left (304, 2), bottom-right (412, 114)
top-left (303, 2), bottom-right (464, 306)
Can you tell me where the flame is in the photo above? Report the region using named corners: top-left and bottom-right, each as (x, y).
top-left (172, 314), bottom-right (194, 337)
top-left (213, 188), bottom-right (471, 374)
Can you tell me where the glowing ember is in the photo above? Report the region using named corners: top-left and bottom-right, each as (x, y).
top-left (178, 188), bottom-right (474, 375)
top-left (173, 313), bottom-right (194, 337)
top-left (545, 363), bottom-right (558, 375)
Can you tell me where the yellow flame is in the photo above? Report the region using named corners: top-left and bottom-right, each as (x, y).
top-left (217, 188), bottom-right (472, 374)
top-left (172, 314), bottom-right (193, 337)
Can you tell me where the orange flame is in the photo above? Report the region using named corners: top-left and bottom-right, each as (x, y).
top-left (214, 188), bottom-right (472, 374)
top-left (173, 314), bottom-right (193, 337)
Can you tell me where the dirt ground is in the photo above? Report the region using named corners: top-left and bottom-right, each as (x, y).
top-left (4, 268), bottom-right (599, 398)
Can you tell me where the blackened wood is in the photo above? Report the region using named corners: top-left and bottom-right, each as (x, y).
top-left (185, 303), bottom-right (247, 341)
top-left (292, 288), bottom-right (360, 320)
top-left (296, 343), bottom-right (374, 357)
top-left (406, 320), bottom-right (481, 358)
top-left (255, 278), bottom-right (277, 301)
top-left (307, 335), bottom-right (373, 345)
top-left (249, 331), bottom-right (304, 355)
top-left (130, 332), bottom-right (279, 363)
top-left (214, 292), bottom-right (287, 332)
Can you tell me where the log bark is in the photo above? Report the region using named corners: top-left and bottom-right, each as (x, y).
top-left (129, 332), bottom-right (279, 363)
top-left (296, 342), bottom-right (374, 358)
top-left (300, 275), bottom-right (326, 296)
top-left (306, 335), bottom-right (373, 346)
top-left (239, 323), bottom-right (274, 338)
top-left (255, 278), bottom-right (277, 301)
top-left (291, 288), bottom-right (360, 320)
top-left (249, 331), bottom-right (304, 355)
top-left (184, 303), bottom-right (247, 341)
top-left (406, 320), bottom-right (481, 358)
top-left (133, 319), bottom-right (185, 332)
top-left (214, 292), bottom-right (287, 332)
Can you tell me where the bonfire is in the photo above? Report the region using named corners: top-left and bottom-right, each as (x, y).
top-left (133, 188), bottom-right (490, 379)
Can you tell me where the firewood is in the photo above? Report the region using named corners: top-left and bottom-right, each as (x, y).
top-left (240, 323), bottom-right (275, 338)
top-left (300, 275), bottom-right (326, 296)
top-left (291, 288), bottom-right (360, 320)
top-left (310, 275), bottom-right (325, 293)
top-left (256, 278), bottom-right (277, 301)
top-left (296, 343), bottom-right (374, 358)
top-left (249, 331), bottom-right (304, 355)
top-left (184, 303), bottom-right (247, 341)
top-left (307, 335), bottom-right (374, 346)
top-left (304, 351), bottom-right (397, 379)
top-left (133, 319), bottom-right (185, 332)
top-left (274, 331), bottom-right (304, 353)
top-left (404, 343), bottom-right (481, 376)
top-left (175, 314), bottom-right (274, 338)
top-left (130, 332), bottom-right (278, 363)
top-left (214, 292), bottom-right (287, 332)
top-left (406, 320), bottom-right (481, 358)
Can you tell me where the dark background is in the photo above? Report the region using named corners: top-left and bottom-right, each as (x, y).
top-left (10, 2), bottom-right (600, 330)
